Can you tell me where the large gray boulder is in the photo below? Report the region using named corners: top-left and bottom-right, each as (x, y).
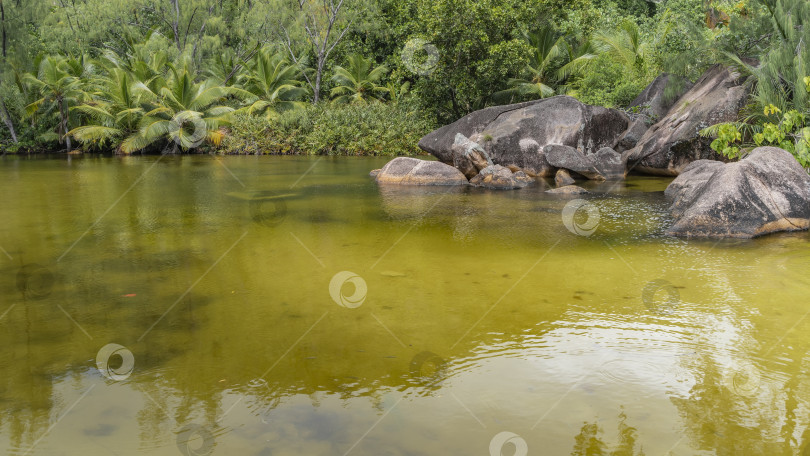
top-left (665, 147), bottom-right (810, 238)
top-left (418, 96), bottom-right (630, 176)
top-left (625, 65), bottom-right (750, 176)
top-left (375, 157), bottom-right (468, 186)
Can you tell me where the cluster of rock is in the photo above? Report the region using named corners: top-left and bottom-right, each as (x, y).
top-left (371, 63), bottom-right (810, 238)
top-left (375, 64), bottom-right (749, 189)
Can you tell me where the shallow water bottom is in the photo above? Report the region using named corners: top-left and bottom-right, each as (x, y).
top-left (0, 155), bottom-right (809, 455)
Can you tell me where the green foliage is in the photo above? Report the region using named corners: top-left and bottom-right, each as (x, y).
top-left (408, 0), bottom-right (540, 121)
top-left (68, 68), bottom-right (143, 148)
top-left (494, 27), bottom-right (597, 103)
top-left (221, 101), bottom-right (435, 156)
top-left (235, 48), bottom-right (308, 120)
top-left (751, 105), bottom-right (810, 167)
top-left (330, 53), bottom-right (389, 104)
top-left (700, 0), bottom-right (810, 168)
top-left (22, 55), bottom-right (92, 150)
top-left (572, 53), bottom-right (646, 108)
top-left (745, 0), bottom-right (810, 114)
top-left (703, 102), bottom-right (810, 167)
top-left (119, 64), bottom-right (247, 153)
top-left (709, 123), bottom-right (744, 159)
top-left (2, 0), bottom-right (800, 157)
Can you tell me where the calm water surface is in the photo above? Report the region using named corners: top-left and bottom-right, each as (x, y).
top-left (1, 155), bottom-right (810, 455)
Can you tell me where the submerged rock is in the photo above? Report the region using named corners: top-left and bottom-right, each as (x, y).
top-left (665, 147), bottom-right (810, 238)
top-left (418, 96), bottom-right (629, 175)
top-left (546, 185), bottom-right (589, 195)
top-left (625, 64), bottom-right (749, 176)
top-left (375, 157), bottom-right (468, 186)
top-left (470, 165), bottom-right (534, 189)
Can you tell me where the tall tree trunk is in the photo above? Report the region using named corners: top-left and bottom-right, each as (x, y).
top-left (282, 0), bottom-right (353, 104)
top-left (171, 0), bottom-right (181, 51)
top-left (0, 99), bottom-right (18, 143)
top-left (61, 99), bottom-right (71, 152)
top-left (314, 54), bottom-right (324, 103)
top-left (1, 0), bottom-right (7, 58)
top-left (191, 5), bottom-right (214, 61)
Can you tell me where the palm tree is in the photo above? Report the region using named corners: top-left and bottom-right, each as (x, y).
top-left (23, 55), bottom-right (88, 151)
top-left (495, 27), bottom-right (596, 102)
top-left (235, 48), bottom-right (308, 120)
top-left (100, 41), bottom-right (170, 96)
top-left (386, 81), bottom-right (411, 103)
top-left (205, 48), bottom-right (240, 87)
top-left (120, 64), bottom-right (248, 153)
top-left (68, 67), bottom-right (146, 149)
top-left (556, 38), bottom-right (599, 91)
top-left (594, 18), bottom-right (671, 77)
top-left (330, 54), bottom-right (389, 104)
top-left (744, 0), bottom-right (810, 113)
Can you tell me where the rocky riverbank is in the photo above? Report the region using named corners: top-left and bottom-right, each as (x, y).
top-left (372, 64), bottom-right (810, 239)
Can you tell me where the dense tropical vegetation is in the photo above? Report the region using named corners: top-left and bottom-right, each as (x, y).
top-left (0, 0), bottom-right (806, 160)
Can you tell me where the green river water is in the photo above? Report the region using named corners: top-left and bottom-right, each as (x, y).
top-left (1, 155), bottom-right (810, 455)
